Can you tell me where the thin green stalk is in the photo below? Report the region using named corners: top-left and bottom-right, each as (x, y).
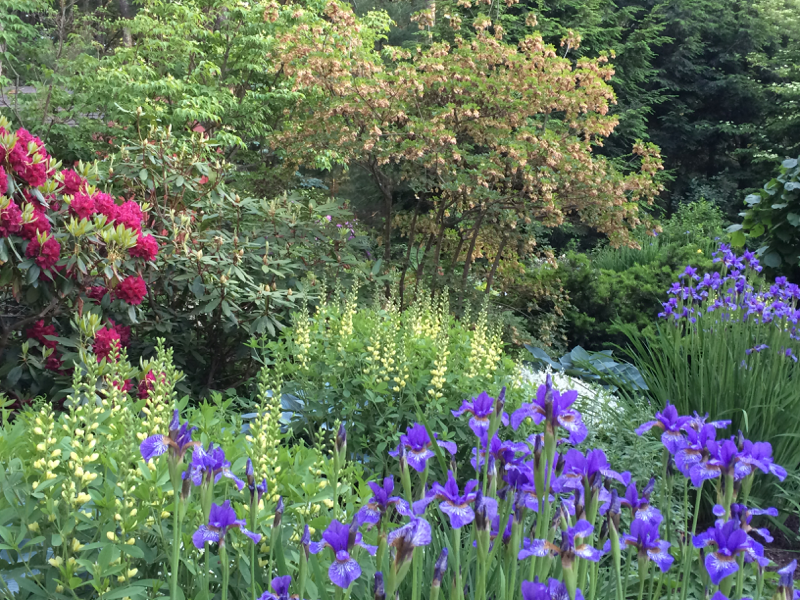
top-left (637, 558), bottom-right (650, 600)
top-left (453, 527), bottom-right (463, 600)
top-left (623, 546), bottom-right (635, 599)
top-left (220, 544), bottom-right (230, 600)
top-left (412, 548), bottom-right (423, 600)
top-left (588, 559), bottom-right (600, 600)
top-left (169, 474), bottom-right (182, 600)
top-left (680, 482), bottom-right (704, 600)
top-left (250, 496), bottom-right (258, 600)
top-left (652, 571), bottom-right (664, 600)
top-left (733, 555), bottom-right (745, 600)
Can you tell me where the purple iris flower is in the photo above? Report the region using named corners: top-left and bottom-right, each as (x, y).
top-left (738, 440), bottom-right (788, 481)
top-left (387, 503), bottom-right (432, 564)
top-left (357, 477), bottom-right (404, 525)
top-left (555, 449), bottom-right (630, 491)
top-left (518, 520), bottom-right (603, 567)
top-left (308, 519), bottom-right (377, 589)
top-left (388, 424), bottom-right (457, 473)
top-left (452, 390), bottom-right (509, 439)
top-left (685, 412), bottom-right (732, 432)
top-left (618, 479), bottom-right (660, 523)
top-left (693, 519), bottom-right (768, 585)
top-left (140, 409), bottom-right (199, 463)
top-left (621, 518), bottom-right (674, 572)
top-left (420, 471), bottom-right (480, 529)
top-left (471, 434), bottom-right (530, 471)
top-left (191, 500), bottom-right (261, 549)
top-left (505, 461), bottom-right (555, 512)
top-left (511, 374), bottom-right (587, 444)
top-left (675, 424), bottom-right (717, 479)
top-left (777, 560), bottom-right (799, 600)
top-left (712, 504), bottom-right (778, 542)
top-left (681, 266), bottom-right (700, 281)
top-left (258, 576), bottom-right (293, 600)
top-left (521, 578), bottom-right (584, 600)
top-left (688, 439), bottom-right (749, 486)
top-left (186, 443), bottom-right (245, 490)
top-left (635, 403), bottom-right (691, 454)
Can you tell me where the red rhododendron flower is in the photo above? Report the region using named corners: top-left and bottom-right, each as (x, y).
top-left (116, 200), bottom-right (143, 231)
top-left (93, 326), bottom-right (122, 362)
top-left (45, 353), bottom-right (64, 372)
top-left (0, 165), bottom-right (7, 196)
top-left (93, 192), bottom-right (118, 222)
top-left (112, 379), bottom-right (133, 392)
top-left (26, 320), bottom-right (58, 349)
top-left (0, 199), bottom-right (22, 237)
top-left (114, 276), bottom-right (147, 305)
top-left (107, 319), bottom-right (131, 347)
top-left (69, 192), bottom-right (96, 220)
top-left (129, 232), bottom-right (159, 261)
top-left (8, 129), bottom-right (50, 188)
top-left (19, 207), bottom-right (51, 240)
top-left (87, 286), bottom-right (107, 302)
top-left (60, 169), bottom-right (84, 195)
top-left (25, 236), bottom-right (61, 271)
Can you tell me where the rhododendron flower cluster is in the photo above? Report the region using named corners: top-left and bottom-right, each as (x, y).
top-left (25, 236), bottom-right (61, 270)
top-left (115, 275), bottom-right (148, 305)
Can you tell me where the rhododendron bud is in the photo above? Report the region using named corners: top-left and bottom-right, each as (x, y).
top-left (129, 232), bottom-right (159, 261)
top-left (25, 236), bottom-right (61, 271)
top-left (115, 276), bottom-right (147, 305)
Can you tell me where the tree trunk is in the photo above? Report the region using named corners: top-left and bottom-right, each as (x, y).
top-left (485, 233), bottom-right (508, 296)
top-left (429, 202), bottom-right (449, 293)
top-left (457, 210), bottom-right (485, 313)
top-left (399, 199), bottom-right (421, 308)
top-left (382, 189), bottom-right (393, 263)
top-left (448, 232), bottom-right (467, 278)
top-left (413, 233), bottom-right (436, 295)
top-left (117, 0), bottom-right (133, 47)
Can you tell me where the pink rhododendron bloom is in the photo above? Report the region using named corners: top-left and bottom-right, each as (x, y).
top-left (25, 236), bottom-right (61, 271)
top-left (0, 165), bottom-right (7, 196)
top-left (116, 200), bottom-right (143, 231)
top-left (93, 326), bottom-right (122, 361)
top-left (8, 129), bottom-right (50, 188)
top-left (129, 232), bottom-right (159, 261)
top-left (0, 199), bottom-right (22, 237)
top-left (19, 207), bottom-right (51, 240)
top-left (115, 276), bottom-right (147, 305)
top-left (87, 286), bottom-right (108, 302)
top-left (69, 192), bottom-right (96, 220)
top-left (60, 169), bottom-right (84, 195)
top-left (93, 192), bottom-right (118, 222)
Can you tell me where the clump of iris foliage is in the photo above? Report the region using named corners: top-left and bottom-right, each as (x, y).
top-left (623, 244), bottom-right (800, 505)
top-left (0, 338), bottom-right (796, 600)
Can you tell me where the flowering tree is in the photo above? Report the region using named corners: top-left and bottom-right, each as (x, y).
top-left (0, 116), bottom-right (157, 401)
top-left (270, 1), bottom-right (664, 300)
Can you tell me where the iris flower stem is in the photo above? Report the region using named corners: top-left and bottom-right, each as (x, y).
top-left (647, 563), bottom-right (656, 600)
top-left (609, 525), bottom-right (623, 600)
top-left (333, 452), bottom-right (340, 520)
top-left (506, 518), bottom-right (523, 600)
top-left (220, 544), bottom-right (230, 600)
top-left (681, 480), bottom-right (689, 551)
top-left (652, 570), bottom-right (664, 600)
top-left (733, 555), bottom-right (745, 600)
top-left (637, 557), bottom-right (649, 600)
top-left (453, 527), bottom-right (463, 600)
top-left (754, 566), bottom-right (764, 600)
top-left (168, 468), bottom-right (182, 600)
top-left (722, 474), bottom-right (734, 518)
top-left (578, 488), bottom-right (599, 591)
top-left (588, 558), bottom-right (600, 600)
top-left (680, 482), bottom-right (704, 600)
top-left (623, 546), bottom-right (635, 598)
top-left (249, 495), bottom-right (258, 600)
top-left (412, 548), bottom-right (422, 600)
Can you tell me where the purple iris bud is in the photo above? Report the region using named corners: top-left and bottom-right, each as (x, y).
top-left (258, 575), bottom-right (293, 600)
top-left (245, 458), bottom-right (255, 490)
top-left (257, 478), bottom-right (268, 503)
top-left (308, 519), bottom-right (377, 589)
top-left (186, 443), bottom-right (246, 491)
top-left (358, 476), bottom-right (404, 526)
top-left (554, 448), bottom-right (629, 491)
top-left (452, 391), bottom-right (510, 439)
top-left (511, 375), bottom-right (587, 444)
top-left (388, 424), bottom-right (457, 473)
top-left (693, 519), bottom-right (769, 585)
top-left (432, 548), bottom-right (448, 587)
top-left (521, 577), bottom-right (585, 600)
top-left (777, 560), bottom-right (798, 600)
top-left (738, 439), bottom-right (787, 481)
top-left (336, 423), bottom-right (347, 456)
top-left (300, 524), bottom-right (311, 558)
top-left (713, 504), bottom-right (778, 542)
top-left (192, 500), bottom-right (261, 549)
top-left (274, 496), bottom-right (285, 529)
top-left (635, 403), bottom-right (691, 454)
top-left (374, 572), bottom-right (385, 600)
top-left (518, 520), bottom-right (603, 569)
top-left (140, 409), bottom-right (199, 463)
top-left (621, 519), bottom-right (674, 572)
top-left (419, 470), bottom-right (479, 529)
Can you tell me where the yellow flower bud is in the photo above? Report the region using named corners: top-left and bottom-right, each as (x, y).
top-left (48, 556), bottom-right (63, 567)
top-left (107, 531), bottom-right (117, 541)
top-left (33, 427), bottom-right (44, 436)
top-left (161, 511), bottom-right (171, 519)
top-left (126, 538), bottom-right (136, 545)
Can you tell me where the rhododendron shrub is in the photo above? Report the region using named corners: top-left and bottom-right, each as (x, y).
top-left (0, 117), bottom-right (159, 401)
